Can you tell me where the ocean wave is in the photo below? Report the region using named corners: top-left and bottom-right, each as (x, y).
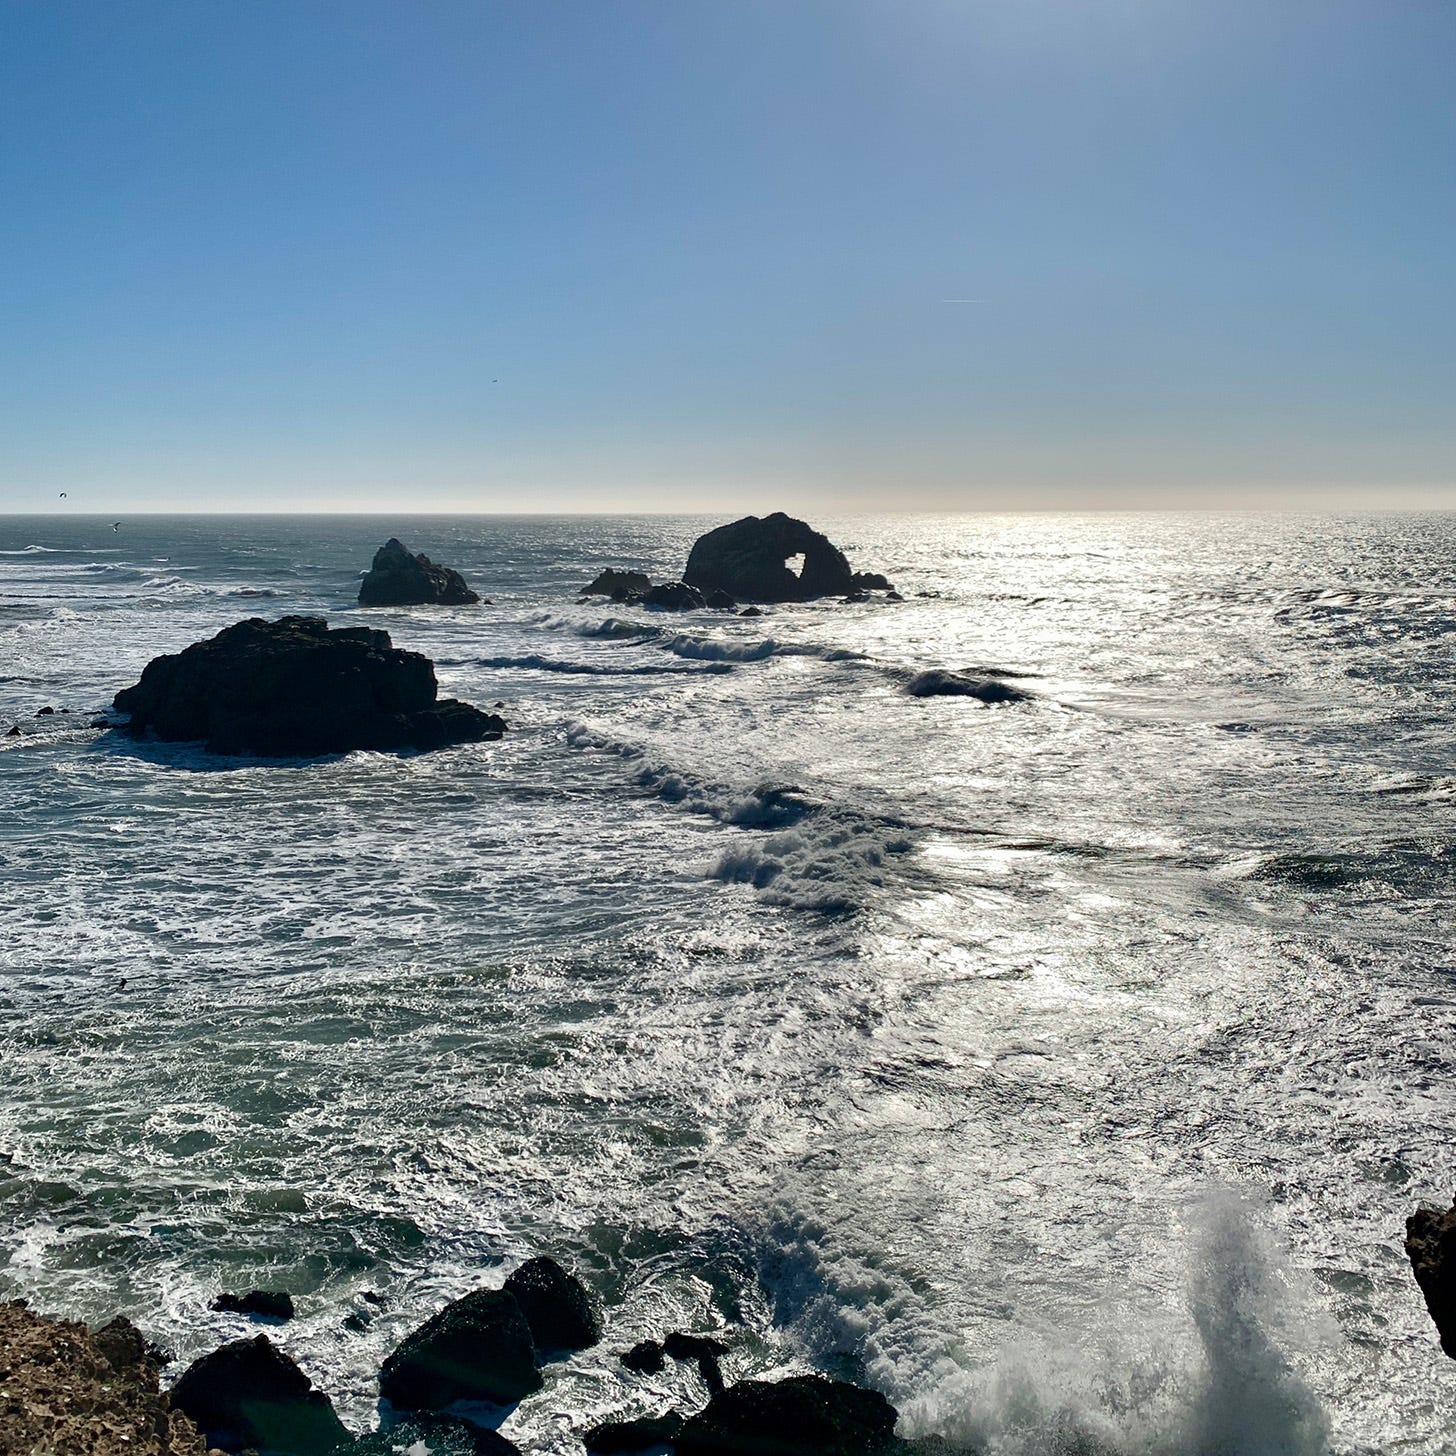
top-left (0, 545), bottom-right (64, 554)
top-left (447, 653), bottom-right (732, 677)
top-left (666, 634), bottom-right (778, 663)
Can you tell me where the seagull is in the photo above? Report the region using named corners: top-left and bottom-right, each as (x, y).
top-left (112, 522), bottom-right (121, 531)
top-left (58, 492), bottom-right (67, 498)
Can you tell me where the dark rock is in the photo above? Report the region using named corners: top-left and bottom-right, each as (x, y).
top-left (358, 1412), bottom-right (523, 1456)
top-left (361, 1291), bottom-right (385, 1306)
top-left (344, 1311), bottom-right (370, 1333)
top-left (583, 1411), bottom-right (684, 1453)
top-left (585, 569), bottom-right (652, 598)
top-left (91, 1315), bottom-right (168, 1378)
top-left (705, 589), bottom-right (738, 611)
top-left (663, 1331), bottom-right (729, 1395)
top-left (684, 513), bottom-right (886, 603)
top-left (169, 1333), bottom-right (351, 1455)
top-left (674, 1375), bottom-right (899, 1456)
top-left (1407, 1197), bottom-right (1456, 1356)
top-left (213, 1290), bottom-right (294, 1322)
top-left (885, 592), bottom-right (904, 602)
top-left (113, 616), bottom-right (506, 758)
top-left (89, 718), bottom-right (110, 728)
top-left (502, 1256), bottom-right (602, 1354)
top-left (851, 572), bottom-right (896, 593)
top-left (639, 582), bottom-right (706, 612)
top-left (738, 607), bottom-right (764, 618)
top-left (379, 1288), bottom-right (541, 1414)
top-left (358, 538), bottom-right (480, 607)
top-left (904, 670), bottom-right (1031, 705)
top-left (619, 1340), bottom-right (666, 1375)
top-left (35, 705), bottom-right (55, 716)
top-left (5, 725), bottom-right (19, 736)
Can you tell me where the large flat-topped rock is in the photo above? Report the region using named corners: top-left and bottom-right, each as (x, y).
top-left (112, 615), bottom-right (505, 758)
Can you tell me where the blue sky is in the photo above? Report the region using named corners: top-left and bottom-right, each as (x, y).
top-left (1, 0), bottom-right (1452, 511)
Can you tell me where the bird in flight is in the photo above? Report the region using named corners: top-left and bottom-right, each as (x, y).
top-left (112, 522), bottom-right (122, 531)
top-left (58, 492), bottom-right (67, 498)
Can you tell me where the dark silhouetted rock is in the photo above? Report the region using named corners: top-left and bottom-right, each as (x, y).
top-left (663, 1331), bottom-right (729, 1395)
top-left (851, 572), bottom-right (895, 593)
top-left (379, 1288), bottom-right (541, 1414)
top-left (113, 616), bottom-right (506, 758)
top-left (674, 1375), bottom-right (899, 1456)
top-left (738, 607), bottom-right (764, 618)
top-left (904, 670), bottom-right (1031, 705)
top-left (619, 1340), bottom-right (666, 1375)
top-left (640, 582), bottom-right (706, 612)
top-left (585, 569), bottom-right (652, 599)
top-left (5, 725), bottom-right (19, 736)
top-left (502, 1257), bottom-right (601, 1354)
top-left (1408, 1197), bottom-right (1456, 1356)
top-left (583, 1412), bottom-right (684, 1453)
top-left (684, 514), bottom-right (888, 603)
top-left (213, 1290), bottom-right (294, 1322)
top-left (169, 1333), bottom-right (350, 1455)
top-left (90, 718), bottom-right (110, 728)
top-left (358, 538), bottom-right (480, 607)
top-left (357, 1412), bottom-right (523, 1456)
top-left (705, 589), bottom-right (737, 610)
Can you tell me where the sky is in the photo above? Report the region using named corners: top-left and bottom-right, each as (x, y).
top-left (1, 0), bottom-right (1453, 513)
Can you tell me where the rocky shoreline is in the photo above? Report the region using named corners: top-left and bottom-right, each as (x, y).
top-left (3, 1254), bottom-right (928, 1456)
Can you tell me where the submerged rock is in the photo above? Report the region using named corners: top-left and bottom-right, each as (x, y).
top-left (584, 569), bottom-right (652, 599)
top-left (904, 670), bottom-right (1031, 704)
top-left (0, 1302), bottom-right (203, 1456)
top-left (662, 1331), bottom-right (729, 1395)
top-left (582, 1412), bottom-right (684, 1453)
top-left (684, 513), bottom-right (891, 603)
top-left (358, 538), bottom-right (481, 607)
top-left (379, 1288), bottom-right (541, 1414)
top-left (112, 616), bottom-right (506, 758)
top-left (1407, 1197), bottom-right (1456, 1356)
top-left (212, 1290), bottom-right (294, 1322)
top-left (674, 1375), bottom-right (899, 1456)
top-left (168, 1333), bottom-right (350, 1455)
top-left (502, 1256), bottom-right (601, 1354)
top-left (618, 1339), bottom-right (666, 1375)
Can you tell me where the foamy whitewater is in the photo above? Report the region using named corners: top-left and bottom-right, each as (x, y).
top-left (2, 512), bottom-right (1454, 1454)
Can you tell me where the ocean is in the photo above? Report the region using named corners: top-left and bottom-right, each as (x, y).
top-left (1, 510), bottom-right (1453, 1455)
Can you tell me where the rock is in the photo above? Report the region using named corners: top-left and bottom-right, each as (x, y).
top-left (704, 589), bottom-right (738, 610)
top-left (357, 1412), bottom-right (522, 1456)
top-left (674, 1375), bottom-right (899, 1456)
top-left (885, 591), bottom-right (904, 602)
top-left (683, 513), bottom-right (887, 603)
top-left (662, 1331), bottom-right (729, 1395)
top-left (0, 1301), bottom-right (206, 1456)
top-left (738, 606), bottom-right (764, 618)
top-left (640, 582), bottom-right (706, 612)
top-left (168, 1333), bottom-right (350, 1455)
top-left (582, 1412), bottom-right (684, 1453)
top-left (618, 1340), bottom-right (666, 1375)
top-left (584, 569), bottom-right (652, 598)
top-left (90, 717), bottom-right (110, 728)
top-left (113, 616), bottom-right (506, 758)
top-left (904, 670), bottom-right (1031, 705)
top-left (343, 1311), bottom-right (370, 1333)
top-left (850, 572), bottom-right (895, 593)
top-left (1407, 1197), bottom-right (1456, 1356)
top-left (379, 1288), bottom-right (541, 1414)
top-left (502, 1256), bottom-right (602, 1354)
top-left (212, 1290), bottom-right (294, 1322)
top-left (358, 538), bottom-right (480, 607)
top-left (35, 705), bottom-right (55, 716)
top-left (5, 725), bottom-right (18, 736)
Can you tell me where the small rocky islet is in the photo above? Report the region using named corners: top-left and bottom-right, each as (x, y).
top-left (2, 1255), bottom-right (918, 1456)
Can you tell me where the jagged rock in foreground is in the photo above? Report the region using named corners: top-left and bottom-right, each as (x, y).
top-left (380, 1288), bottom-right (542, 1414)
top-left (684, 513), bottom-right (893, 603)
top-left (904, 670), bottom-right (1031, 704)
top-left (168, 1334), bottom-right (350, 1455)
top-left (113, 616), bottom-right (505, 757)
top-left (358, 538), bottom-right (481, 606)
top-left (1407, 1197), bottom-right (1456, 1356)
top-left (0, 1302), bottom-right (210, 1456)
top-left (582, 1412), bottom-right (684, 1453)
top-left (674, 1374), bottom-right (900, 1456)
top-left (502, 1256), bottom-right (602, 1354)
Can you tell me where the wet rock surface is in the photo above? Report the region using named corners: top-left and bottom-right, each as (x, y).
top-left (168, 1333), bottom-right (349, 1455)
top-left (212, 1290), bottom-right (294, 1321)
top-left (904, 669), bottom-right (1031, 704)
top-left (358, 538), bottom-right (481, 607)
top-left (584, 569), bottom-right (652, 598)
top-left (113, 616), bottom-right (506, 757)
top-left (0, 1302), bottom-right (208, 1456)
top-left (379, 1287), bottom-right (542, 1414)
top-left (673, 1374), bottom-right (900, 1456)
top-left (1407, 1197), bottom-right (1456, 1356)
top-left (502, 1256), bottom-right (601, 1355)
top-left (582, 1411), bottom-right (684, 1452)
top-left (684, 513), bottom-right (891, 603)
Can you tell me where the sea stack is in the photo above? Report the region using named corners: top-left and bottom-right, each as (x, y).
top-left (358, 537), bottom-right (481, 606)
top-left (112, 615), bottom-right (505, 757)
top-left (683, 513), bottom-right (893, 602)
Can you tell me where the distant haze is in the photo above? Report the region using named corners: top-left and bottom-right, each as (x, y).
top-left (1, 0), bottom-right (1452, 513)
